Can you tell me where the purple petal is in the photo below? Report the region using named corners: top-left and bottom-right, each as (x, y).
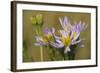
top-left (43, 27), bottom-right (50, 34)
top-left (40, 43), bottom-right (48, 46)
top-left (71, 39), bottom-right (83, 45)
top-left (34, 43), bottom-right (41, 46)
top-left (77, 21), bottom-right (82, 31)
top-left (50, 42), bottom-right (64, 48)
top-left (34, 36), bottom-right (49, 46)
top-left (34, 42), bottom-right (48, 46)
top-left (54, 35), bottom-right (60, 40)
top-left (71, 25), bottom-right (81, 41)
top-left (55, 39), bottom-right (63, 44)
top-left (60, 30), bottom-right (68, 37)
top-left (63, 16), bottom-right (68, 27)
top-left (35, 36), bottom-right (42, 42)
top-left (72, 21), bottom-right (82, 33)
top-left (59, 17), bottom-right (64, 29)
top-left (74, 21), bottom-right (87, 32)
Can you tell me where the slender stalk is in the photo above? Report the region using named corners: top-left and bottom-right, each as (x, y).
top-left (38, 26), bottom-right (44, 61)
top-left (40, 46), bottom-right (43, 61)
top-left (35, 27), bottom-right (44, 61)
top-left (63, 55), bottom-right (66, 60)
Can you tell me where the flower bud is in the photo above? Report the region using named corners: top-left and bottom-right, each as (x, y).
top-left (31, 16), bottom-right (37, 25)
top-left (36, 14), bottom-right (43, 25)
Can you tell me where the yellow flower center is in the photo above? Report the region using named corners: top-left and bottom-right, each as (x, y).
top-left (61, 35), bottom-right (71, 46)
top-left (42, 34), bottom-right (52, 43)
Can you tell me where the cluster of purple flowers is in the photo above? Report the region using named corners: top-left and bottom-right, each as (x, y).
top-left (34, 16), bottom-right (87, 54)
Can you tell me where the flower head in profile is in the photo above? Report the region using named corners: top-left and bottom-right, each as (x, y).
top-left (34, 27), bottom-right (55, 46)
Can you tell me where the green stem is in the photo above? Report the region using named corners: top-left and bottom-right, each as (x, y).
top-left (35, 27), bottom-right (44, 61)
top-left (68, 51), bottom-right (75, 60)
top-left (63, 54), bottom-right (66, 60)
top-left (40, 46), bottom-right (43, 61)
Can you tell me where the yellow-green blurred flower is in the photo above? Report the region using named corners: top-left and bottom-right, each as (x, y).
top-left (36, 14), bottom-right (43, 25)
top-left (31, 14), bottom-right (43, 26)
top-left (31, 16), bottom-right (37, 25)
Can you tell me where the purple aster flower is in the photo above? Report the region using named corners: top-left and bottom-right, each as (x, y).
top-left (50, 17), bottom-right (87, 54)
top-left (50, 30), bottom-right (72, 53)
top-left (34, 27), bottom-right (55, 46)
top-left (50, 29), bottom-right (83, 54)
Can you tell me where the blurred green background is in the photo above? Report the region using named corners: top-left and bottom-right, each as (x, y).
top-left (23, 10), bottom-right (91, 62)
